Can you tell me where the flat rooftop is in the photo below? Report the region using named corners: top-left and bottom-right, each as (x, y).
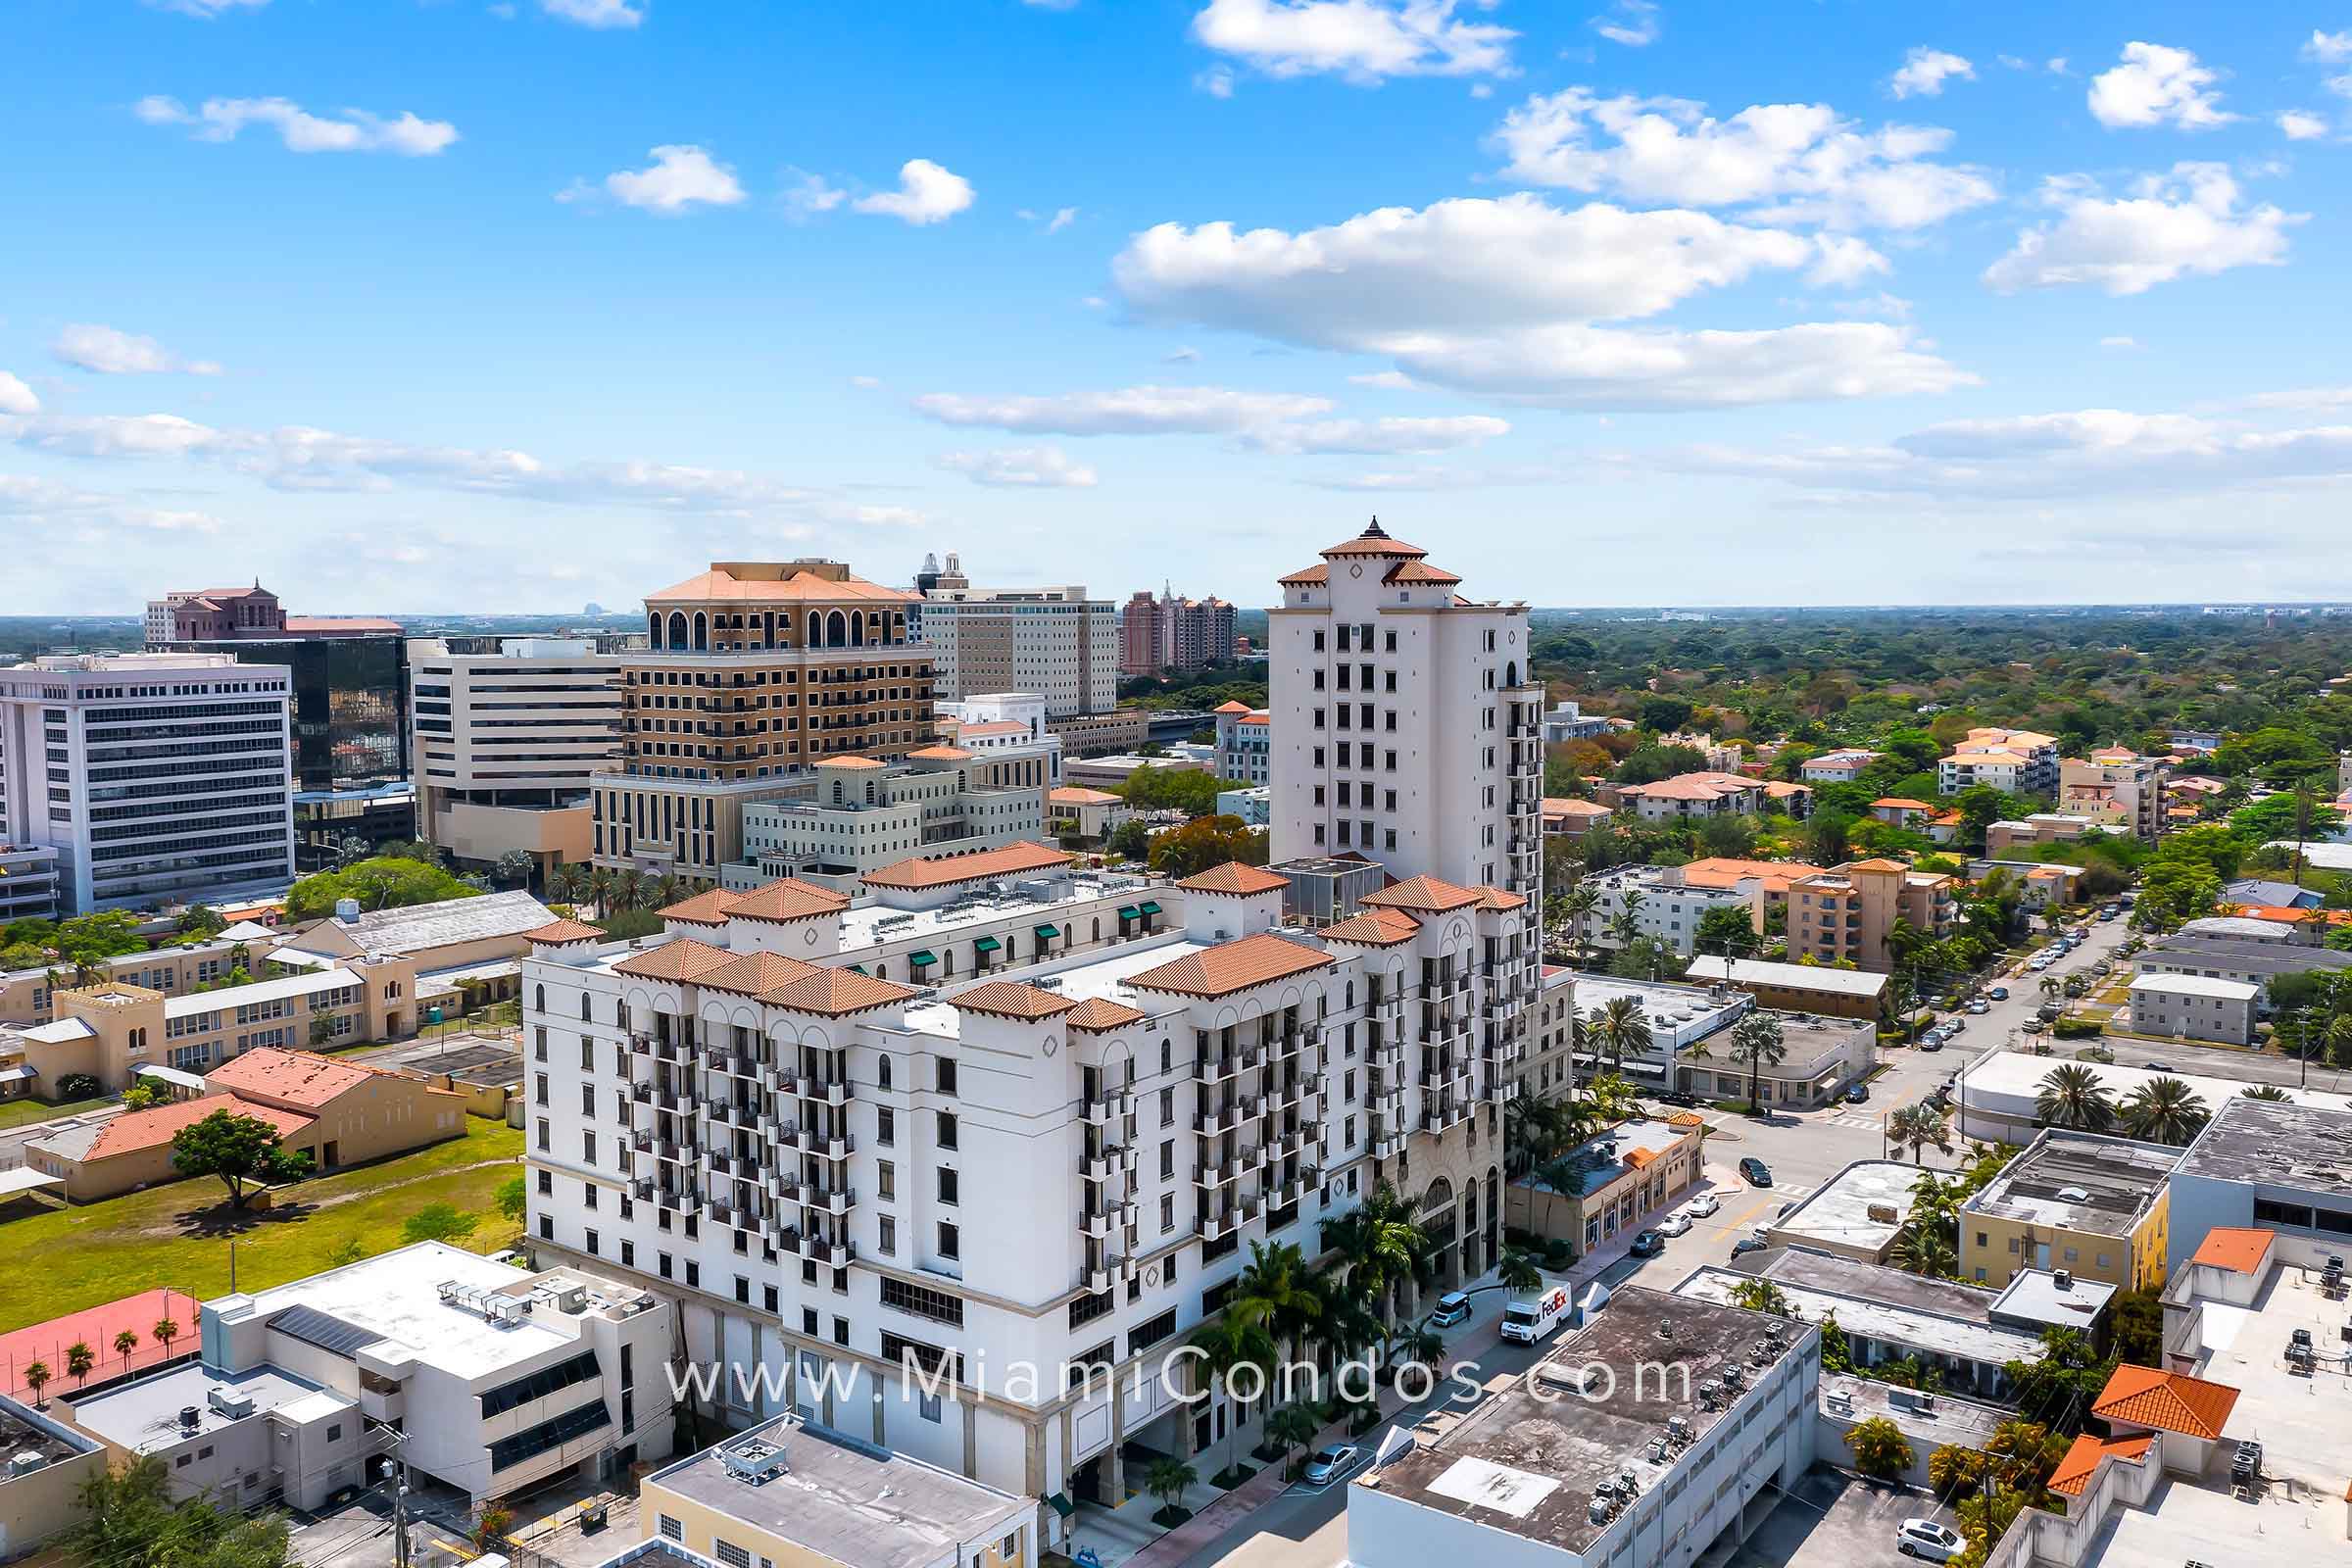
top-left (898, 935), bottom-right (1199, 1040)
top-left (220, 1242), bottom-right (653, 1380)
top-left (1819, 1374), bottom-right (2005, 1457)
top-left (71, 1361), bottom-right (349, 1453)
top-left (1767, 1160), bottom-right (1918, 1254)
top-left (1357, 1288), bottom-right (1802, 1560)
top-left (1559, 972), bottom-right (1748, 1047)
top-left (1957, 1048), bottom-right (2352, 1121)
top-left (2172, 1260), bottom-right (2352, 1488)
top-left (1710, 957), bottom-right (1888, 999)
top-left (1520, 1119), bottom-right (1695, 1200)
top-left (0, 1396), bottom-right (100, 1467)
top-left (2178, 1095), bottom-right (2352, 1200)
top-left (2140, 939), bottom-right (2352, 977)
top-left (646, 1415), bottom-right (1031, 1568)
top-left (1964, 1131), bottom-right (2180, 1237)
top-left (1676, 1255), bottom-right (2040, 1371)
top-left (835, 872), bottom-right (1154, 949)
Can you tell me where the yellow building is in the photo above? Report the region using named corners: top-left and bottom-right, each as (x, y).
top-left (640, 1415), bottom-right (1037, 1568)
top-left (1958, 1130), bottom-right (2180, 1292)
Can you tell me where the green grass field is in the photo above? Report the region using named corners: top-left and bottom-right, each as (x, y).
top-left (0, 1096), bottom-right (110, 1132)
top-left (0, 1116), bottom-right (523, 1332)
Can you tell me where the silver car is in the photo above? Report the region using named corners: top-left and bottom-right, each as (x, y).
top-left (1302, 1444), bottom-right (1360, 1485)
top-left (1896, 1519), bottom-right (1965, 1562)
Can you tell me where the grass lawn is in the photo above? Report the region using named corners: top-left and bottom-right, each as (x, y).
top-left (0, 1095), bottom-right (109, 1132)
top-left (0, 1115), bottom-right (523, 1333)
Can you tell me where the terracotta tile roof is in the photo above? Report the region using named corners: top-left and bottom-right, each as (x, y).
top-left (861, 841), bottom-right (1071, 891)
top-left (1319, 907), bottom-right (1422, 946)
top-left (950, 980), bottom-right (1079, 1020)
top-left (1177, 862), bottom-right (1291, 896)
top-left (1845, 858), bottom-right (1910, 873)
top-left (1321, 522), bottom-right (1427, 559)
top-left (646, 565), bottom-right (914, 605)
top-left (1472, 887), bottom-right (1527, 911)
top-left (2048, 1433), bottom-right (2152, 1498)
top-left (206, 1048), bottom-right (403, 1109)
top-left (523, 918), bottom-right (605, 945)
top-left (1678, 857), bottom-right (1823, 893)
top-left (1066, 997), bottom-right (1148, 1032)
top-left (1872, 798), bottom-right (1935, 810)
top-left (1542, 797), bottom-right (1613, 816)
top-left (1277, 563), bottom-right (1330, 586)
top-left (2090, 1364), bottom-right (2241, 1441)
top-left (612, 938), bottom-right (739, 982)
top-left (725, 880), bottom-right (852, 923)
top-left (1213, 701), bottom-right (1254, 714)
top-left (1383, 560), bottom-right (1461, 585)
top-left (907, 746), bottom-right (973, 760)
top-left (697, 951), bottom-right (822, 997)
top-left (1360, 874), bottom-right (1482, 913)
top-left (1050, 786), bottom-right (1122, 806)
top-left (659, 889), bottom-right (739, 926)
top-left (1620, 771), bottom-right (1760, 802)
top-left (956, 719), bottom-right (1029, 738)
top-left (818, 756), bottom-right (888, 769)
top-left (2189, 1226), bottom-right (2275, 1275)
top-left (1623, 1146), bottom-right (1660, 1169)
top-left (1130, 933), bottom-right (1333, 998)
top-left (85, 1093), bottom-right (314, 1162)
top-left (758, 966), bottom-right (914, 1016)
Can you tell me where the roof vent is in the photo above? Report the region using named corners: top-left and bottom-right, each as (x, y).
top-left (2055, 1185), bottom-right (2092, 1202)
top-left (2053, 1268), bottom-right (2073, 1291)
top-left (207, 1386), bottom-right (256, 1419)
top-left (720, 1438), bottom-right (790, 1485)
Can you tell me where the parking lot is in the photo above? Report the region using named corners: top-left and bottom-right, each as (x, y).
top-left (1711, 1466), bottom-right (1936, 1568)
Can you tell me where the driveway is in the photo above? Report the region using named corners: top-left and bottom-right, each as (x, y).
top-left (1713, 1466), bottom-right (1930, 1568)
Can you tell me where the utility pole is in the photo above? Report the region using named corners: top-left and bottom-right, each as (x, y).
top-left (390, 1429), bottom-right (413, 1568)
top-left (227, 1241), bottom-right (236, 1295)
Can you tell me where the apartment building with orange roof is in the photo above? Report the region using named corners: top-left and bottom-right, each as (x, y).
top-left (1788, 858), bottom-right (1959, 972)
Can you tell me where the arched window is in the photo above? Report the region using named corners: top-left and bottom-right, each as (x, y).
top-left (693, 612), bottom-right (709, 652)
top-left (579, 995), bottom-right (592, 1021)
top-left (1091, 918), bottom-right (1101, 942)
top-left (1505, 660), bottom-right (1520, 687)
top-left (826, 610), bottom-right (847, 648)
top-left (535, 984), bottom-right (546, 1012)
top-left (647, 612), bottom-right (662, 647)
top-left (667, 612), bottom-right (688, 649)
top-left (849, 612), bottom-right (864, 647)
top-left (878, 1055), bottom-right (893, 1092)
top-left (762, 611), bottom-right (776, 648)
top-left (1346, 982), bottom-right (1354, 1008)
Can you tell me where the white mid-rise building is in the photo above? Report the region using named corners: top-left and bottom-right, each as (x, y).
top-left (0, 653), bottom-right (295, 914)
top-left (1578, 865), bottom-right (1757, 959)
top-left (916, 582), bottom-right (1115, 718)
top-left (726, 751), bottom-right (1051, 894)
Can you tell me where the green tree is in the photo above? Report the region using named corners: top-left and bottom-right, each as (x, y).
top-left (2117, 1076), bottom-right (2210, 1145)
top-left (284, 857), bottom-right (483, 921)
top-left (1589, 994), bottom-right (1654, 1075)
top-left (308, 1012), bottom-right (338, 1049)
top-left (1693, 904), bottom-right (1760, 961)
top-left (1844, 1415), bottom-right (1915, 1480)
top-left (1886, 1102), bottom-right (1955, 1164)
top-left (1105, 817), bottom-right (1151, 860)
top-left (1121, 767), bottom-right (1249, 818)
top-left (1146, 1457), bottom-right (1198, 1522)
top-left (169, 1109), bottom-right (316, 1208)
top-left (65, 1340), bottom-right (94, 1388)
top-left (1730, 1010), bottom-right (1788, 1114)
top-left (1728, 1279), bottom-right (1792, 1317)
top-left (113, 1327), bottom-right (140, 1371)
top-left (1890, 1220), bottom-right (1957, 1278)
top-left (1149, 817), bottom-right (1270, 879)
top-left (1495, 1248), bottom-right (1546, 1295)
top-left (22, 1359), bottom-right (51, 1406)
top-left (152, 1318), bottom-right (180, 1355)
top-left (495, 1172), bottom-right (528, 1222)
top-left (494, 849), bottom-right (538, 888)
top-left (2034, 1064), bottom-right (2116, 1132)
top-left (1265, 1403), bottom-right (1322, 1476)
top-left (1188, 1304), bottom-right (1279, 1484)
top-left (403, 1202), bottom-right (482, 1244)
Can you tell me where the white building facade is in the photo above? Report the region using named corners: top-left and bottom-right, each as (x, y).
top-left (917, 585), bottom-right (1116, 718)
top-left (0, 653), bottom-right (295, 914)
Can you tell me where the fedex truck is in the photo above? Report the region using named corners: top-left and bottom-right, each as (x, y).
top-left (1499, 1285), bottom-right (1572, 1345)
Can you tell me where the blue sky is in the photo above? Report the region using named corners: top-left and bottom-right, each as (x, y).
top-left (5, 0), bottom-right (2351, 613)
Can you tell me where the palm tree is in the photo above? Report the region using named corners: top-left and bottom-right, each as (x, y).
top-left (584, 864), bottom-right (615, 918)
top-left (1559, 881), bottom-right (1602, 965)
top-left (549, 862), bottom-right (589, 908)
top-left (1886, 1102), bottom-right (1955, 1165)
top-left (2034, 1064), bottom-right (2115, 1132)
top-left (650, 873), bottom-right (685, 911)
top-left (1730, 1011), bottom-right (1788, 1115)
top-left (151, 1318), bottom-right (180, 1356)
top-left (1265, 1404), bottom-right (1322, 1477)
top-left (1591, 995), bottom-right (1653, 1075)
top-left (22, 1361), bottom-right (50, 1407)
top-left (610, 868), bottom-right (646, 913)
top-left (1495, 1248), bottom-right (1545, 1296)
top-left (1146, 1457), bottom-right (1198, 1521)
top-left (1886, 915), bottom-right (1930, 977)
top-left (1234, 1241), bottom-right (1319, 1370)
top-left (65, 1341), bottom-right (94, 1389)
top-left (2118, 1076), bottom-right (2210, 1146)
top-left (1889, 1220), bottom-right (1956, 1278)
top-left (1188, 1304), bottom-right (1279, 1484)
top-left (112, 1328), bottom-right (139, 1372)
top-left (2241, 1084), bottom-right (2292, 1101)
top-left (1728, 1279), bottom-right (1792, 1317)
top-left (1318, 1184), bottom-right (1429, 1342)
top-left (1606, 889), bottom-right (1648, 950)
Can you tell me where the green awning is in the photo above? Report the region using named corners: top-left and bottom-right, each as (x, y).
top-left (1117, 906), bottom-right (1140, 920)
top-left (1034, 924), bottom-right (1060, 941)
top-left (975, 936), bottom-right (1002, 952)
top-left (908, 951), bottom-right (936, 967)
top-left (1045, 1493), bottom-right (1075, 1520)
top-left (848, 964), bottom-right (866, 975)
top-left (1139, 901), bottom-right (1162, 915)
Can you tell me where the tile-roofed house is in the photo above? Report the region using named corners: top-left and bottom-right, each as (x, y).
top-left (1048, 786), bottom-right (1122, 807)
top-left (1212, 701), bottom-right (1254, 715)
top-left (659, 888), bottom-right (738, 926)
top-left (1471, 887), bottom-right (1527, 911)
top-left (724, 880), bottom-right (853, 923)
top-left (2048, 1433), bottom-right (2153, 1497)
top-left (1129, 932), bottom-right (1332, 998)
top-left (33, 1092), bottom-right (312, 1170)
top-left (1319, 907), bottom-right (1422, 946)
top-left (950, 981), bottom-right (1079, 1020)
top-left (760, 967), bottom-right (914, 1017)
top-left (612, 938), bottom-right (739, 983)
top-left (818, 756), bottom-right (888, 770)
top-left (2188, 1226), bottom-right (2275, 1275)
top-left (206, 1049), bottom-right (383, 1109)
top-left (1176, 862), bottom-right (1291, 896)
top-left (1359, 874), bottom-right (1482, 913)
top-left (522, 919), bottom-right (605, 947)
top-left (2089, 1364), bottom-right (2241, 1441)
top-left (1065, 997), bottom-right (1147, 1032)
top-left (906, 745), bottom-right (973, 761)
top-left (696, 952), bottom-right (822, 998)
top-left (861, 841), bottom-right (1071, 891)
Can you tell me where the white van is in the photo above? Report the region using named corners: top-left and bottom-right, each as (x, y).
top-left (1499, 1286), bottom-right (1572, 1345)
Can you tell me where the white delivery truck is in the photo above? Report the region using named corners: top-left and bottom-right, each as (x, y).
top-left (1499, 1285), bottom-right (1572, 1345)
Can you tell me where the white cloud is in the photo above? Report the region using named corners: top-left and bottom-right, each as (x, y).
top-left (849, 375), bottom-right (883, 389)
top-left (1163, 347), bottom-right (1201, 363)
top-left (0, 473), bottom-right (224, 533)
top-left (1984, 163), bottom-right (2302, 295)
top-left (2278, 110), bottom-right (2330, 140)
top-left (1828, 291), bottom-right (1911, 319)
top-left (1113, 194), bottom-right (1970, 408)
top-left (1996, 55), bottom-right (2030, 71)
top-left (783, 169), bottom-right (848, 220)
top-left (2099, 335), bottom-right (2140, 350)
top-left (1590, 0), bottom-right (1658, 48)
top-left (1489, 88), bottom-right (1997, 229)
top-left (543, 0), bottom-right (644, 27)
top-left (912, 384), bottom-right (1333, 435)
top-left (134, 95), bottom-right (459, 155)
top-left (1195, 65), bottom-right (1237, 97)
top-left (852, 159), bottom-right (974, 224)
top-left (1888, 47), bottom-right (1974, 99)
top-left (53, 324), bottom-right (222, 376)
top-left (1047, 206), bottom-right (1077, 233)
top-left (2087, 42), bottom-right (2236, 130)
top-left (1349, 369), bottom-right (1419, 388)
top-left (1808, 234), bottom-right (1889, 286)
top-left (580, 145), bottom-right (744, 214)
top-left (2304, 29), bottom-right (2352, 64)
top-left (0, 374), bottom-right (38, 416)
top-left (1190, 0), bottom-right (1514, 84)
top-left (2046, 57), bottom-right (2069, 75)
top-left (933, 445), bottom-right (1099, 488)
top-left (1239, 414), bottom-right (1509, 454)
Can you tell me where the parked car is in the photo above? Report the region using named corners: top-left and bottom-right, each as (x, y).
top-left (1302, 1444), bottom-right (1361, 1486)
top-left (1686, 1192), bottom-right (1721, 1218)
top-left (1921, 1037), bottom-right (1944, 1053)
top-left (1965, 1000), bottom-right (1990, 1014)
top-left (1629, 1229), bottom-right (1665, 1257)
top-left (1429, 1292), bottom-right (1473, 1327)
top-left (1844, 1082), bottom-right (1870, 1103)
top-left (1658, 1212), bottom-right (1692, 1237)
top-left (1739, 1157), bottom-right (1773, 1187)
top-left (1658, 1088), bottom-right (1699, 1108)
top-left (1988, 985), bottom-right (2010, 1001)
top-left (1896, 1519), bottom-right (1967, 1563)
top-left (1731, 1236), bottom-right (1769, 1257)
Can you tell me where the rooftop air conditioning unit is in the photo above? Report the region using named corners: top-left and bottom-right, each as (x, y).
top-left (8, 1450), bottom-right (48, 1478)
top-left (207, 1387), bottom-right (256, 1419)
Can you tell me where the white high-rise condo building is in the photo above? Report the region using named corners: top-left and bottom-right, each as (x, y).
top-left (916, 575), bottom-right (1116, 718)
top-left (0, 653), bottom-right (295, 914)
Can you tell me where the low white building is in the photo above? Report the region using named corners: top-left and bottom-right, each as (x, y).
top-left (1952, 1049), bottom-right (2352, 1150)
top-left (1347, 1288), bottom-right (1820, 1568)
top-left (727, 754), bottom-right (1050, 895)
top-left (1578, 866), bottom-right (1757, 959)
top-left (2126, 972), bottom-right (2259, 1045)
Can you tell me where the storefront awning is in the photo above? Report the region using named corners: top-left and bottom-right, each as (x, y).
top-left (975, 936), bottom-right (1002, 953)
top-left (907, 951), bottom-right (936, 967)
top-left (1034, 924), bottom-right (1060, 941)
top-left (847, 964), bottom-right (866, 975)
top-left (1116, 906), bottom-right (1140, 920)
top-left (1138, 901), bottom-right (1161, 915)
top-left (1622, 1060), bottom-right (1668, 1080)
top-left (1045, 1493), bottom-right (1075, 1520)
top-left (0, 1064), bottom-right (36, 1084)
